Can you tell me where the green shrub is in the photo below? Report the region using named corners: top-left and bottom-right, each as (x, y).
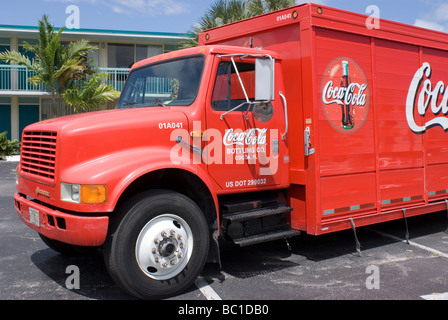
top-left (0, 131), bottom-right (20, 159)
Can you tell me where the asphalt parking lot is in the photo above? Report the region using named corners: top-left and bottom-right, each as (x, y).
top-left (2, 160), bottom-right (448, 303)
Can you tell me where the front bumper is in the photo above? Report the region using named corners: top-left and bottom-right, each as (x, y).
top-left (14, 193), bottom-right (109, 247)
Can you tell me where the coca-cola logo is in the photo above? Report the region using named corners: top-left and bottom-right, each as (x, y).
top-left (406, 62), bottom-right (448, 133)
top-left (223, 128), bottom-right (267, 146)
top-left (321, 57), bottom-right (370, 134)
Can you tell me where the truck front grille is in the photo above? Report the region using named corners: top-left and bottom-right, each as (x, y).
top-left (21, 131), bottom-right (57, 180)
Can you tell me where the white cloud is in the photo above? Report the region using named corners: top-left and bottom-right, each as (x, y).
top-left (433, 3), bottom-right (448, 22)
top-left (44, 0), bottom-right (98, 3)
top-left (110, 0), bottom-right (191, 16)
top-left (45, 0), bottom-right (190, 16)
top-left (414, 19), bottom-right (447, 32)
top-left (414, 1), bottom-right (448, 32)
top-left (111, 6), bottom-right (126, 14)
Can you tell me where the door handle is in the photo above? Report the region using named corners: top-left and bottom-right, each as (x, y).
top-left (304, 127), bottom-right (315, 156)
top-left (176, 136), bottom-right (204, 155)
top-left (279, 92), bottom-right (288, 141)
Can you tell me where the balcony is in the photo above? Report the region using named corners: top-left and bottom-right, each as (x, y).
top-left (0, 65), bottom-right (130, 95)
top-left (0, 65), bottom-right (46, 93)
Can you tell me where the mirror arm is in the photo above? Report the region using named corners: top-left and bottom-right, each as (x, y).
top-left (230, 57), bottom-right (251, 104)
top-left (220, 101), bottom-right (266, 120)
top-left (220, 101), bottom-right (248, 120)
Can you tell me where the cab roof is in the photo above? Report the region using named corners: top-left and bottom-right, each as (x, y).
top-left (131, 45), bottom-right (280, 70)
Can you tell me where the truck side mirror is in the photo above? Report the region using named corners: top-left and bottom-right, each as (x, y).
top-left (255, 57), bottom-right (275, 101)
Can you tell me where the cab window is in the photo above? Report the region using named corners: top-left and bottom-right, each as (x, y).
top-left (211, 61), bottom-right (255, 112)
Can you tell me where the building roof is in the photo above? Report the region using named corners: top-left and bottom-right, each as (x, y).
top-left (0, 24), bottom-right (191, 45)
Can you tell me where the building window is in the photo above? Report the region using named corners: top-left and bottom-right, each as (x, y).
top-left (87, 43), bottom-right (99, 67)
top-left (108, 43), bottom-right (134, 68)
top-left (0, 38), bottom-right (10, 65)
top-left (19, 39), bottom-right (38, 63)
top-left (108, 43), bottom-right (163, 68)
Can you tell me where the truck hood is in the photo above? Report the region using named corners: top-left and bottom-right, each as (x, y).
top-left (30, 107), bottom-right (184, 132)
top-left (25, 107), bottom-right (189, 170)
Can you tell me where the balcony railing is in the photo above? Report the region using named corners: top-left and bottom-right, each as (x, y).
top-left (0, 65), bottom-right (130, 93)
top-left (99, 68), bottom-right (130, 92)
top-left (0, 65), bottom-right (46, 92)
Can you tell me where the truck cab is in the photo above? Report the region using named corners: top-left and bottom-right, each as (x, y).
top-left (14, 45), bottom-right (295, 299)
top-left (16, 2), bottom-right (448, 300)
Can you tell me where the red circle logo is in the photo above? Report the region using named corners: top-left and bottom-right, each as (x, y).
top-left (321, 57), bottom-right (370, 134)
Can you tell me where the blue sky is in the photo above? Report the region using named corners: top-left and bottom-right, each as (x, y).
top-left (1, 0), bottom-right (448, 34)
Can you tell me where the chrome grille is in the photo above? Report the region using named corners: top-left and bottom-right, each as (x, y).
top-left (21, 131), bottom-right (57, 180)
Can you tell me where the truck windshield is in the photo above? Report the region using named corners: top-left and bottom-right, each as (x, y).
top-left (118, 55), bottom-right (205, 109)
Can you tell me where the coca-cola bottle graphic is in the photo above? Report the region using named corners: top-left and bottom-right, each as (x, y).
top-left (341, 61), bottom-right (355, 129)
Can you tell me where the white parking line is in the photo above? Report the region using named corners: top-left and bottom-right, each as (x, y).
top-left (421, 292), bottom-right (448, 300)
top-left (194, 276), bottom-right (222, 300)
top-left (371, 228), bottom-right (448, 300)
top-left (371, 229), bottom-right (448, 259)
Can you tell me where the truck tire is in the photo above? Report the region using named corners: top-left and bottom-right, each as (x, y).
top-left (104, 190), bottom-right (209, 299)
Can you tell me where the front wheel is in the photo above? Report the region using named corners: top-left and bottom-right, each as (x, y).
top-left (104, 190), bottom-right (209, 299)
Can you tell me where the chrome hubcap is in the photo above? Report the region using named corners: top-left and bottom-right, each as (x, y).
top-left (135, 214), bottom-right (193, 280)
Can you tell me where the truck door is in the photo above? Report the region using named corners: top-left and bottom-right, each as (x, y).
top-left (204, 55), bottom-right (288, 190)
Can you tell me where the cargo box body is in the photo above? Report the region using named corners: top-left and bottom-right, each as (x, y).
top-left (200, 3), bottom-right (448, 235)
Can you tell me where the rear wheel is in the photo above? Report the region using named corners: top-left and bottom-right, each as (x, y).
top-left (104, 190), bottom-right (209, 299)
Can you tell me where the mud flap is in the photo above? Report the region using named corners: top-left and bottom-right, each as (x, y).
top-left (349, 218), bottom-right (362, 257)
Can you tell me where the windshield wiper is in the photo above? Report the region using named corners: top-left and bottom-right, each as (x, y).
top-left (122, 98), bottom-right (169, 108)
top-left (123, 102), bottom-right (138, 107)
top-left (153, 98), bottom-right (166, 107)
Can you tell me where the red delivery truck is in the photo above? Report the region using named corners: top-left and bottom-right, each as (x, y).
top-left (13, 3), bottom-right (448, 299)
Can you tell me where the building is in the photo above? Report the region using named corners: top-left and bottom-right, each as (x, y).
top-left (0, 24), bottom-right (189, 141)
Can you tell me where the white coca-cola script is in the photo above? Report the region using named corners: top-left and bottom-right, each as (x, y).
top-left (223, 128), bottom-right (267, 146)
top-left (322, 81), bottom-right (368, 107)
top-left (406, 62), bottom-right (448, 133)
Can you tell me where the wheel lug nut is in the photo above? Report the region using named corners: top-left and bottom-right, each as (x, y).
top-left (161, 231), bottom-right (167, 238)
top-left (154, 238), bottom-right (159, 244)
top-left (155, 257), bottom-right (159, 263)
top-left (178, 252), bottom-right (182, 258)
top-left (170, 260), bottom-right (176, 265)
top-left (177, 234), bottom-right (182, 240)
top-left (152, 248), bottom-right (157, 254)
top-left (180, 242), bottom-right (184, 249)
top-left (170, 229), bottom-right (176, 236)
top-left (162, 261), bottom-right (168, 267)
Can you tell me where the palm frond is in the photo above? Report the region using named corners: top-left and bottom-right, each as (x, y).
top-left (63, 74), bottom-right (120, 112)
top-left (0, 50), bottom-right (35, 69)
top-left (3, 15), bottom-right (101, 116)
top-left (181, 0), bottom-right (295, 48)
top-left (66, 40), bottom-right (97, 60)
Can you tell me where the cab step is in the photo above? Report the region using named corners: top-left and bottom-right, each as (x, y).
top-left (220, 197), bottom-right (300, 247)
top-left (233, 226), bottom-right (301, 247)
top-left (223, 205), bottom-right (292, 222)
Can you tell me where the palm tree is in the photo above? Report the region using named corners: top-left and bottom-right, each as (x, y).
top-left (247, 0), bottom-right (295, 16)
top-left (181, 0), bottom-right (251, 48)
top-left (180, 0), bottom-right (295, 48)
top-left (63, 74), bottom-right (120, 113)
top-left (0, 15), bottom-right (97, 116)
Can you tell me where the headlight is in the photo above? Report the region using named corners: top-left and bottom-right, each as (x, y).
top-left (61, 183), bottom-right (107, 204)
